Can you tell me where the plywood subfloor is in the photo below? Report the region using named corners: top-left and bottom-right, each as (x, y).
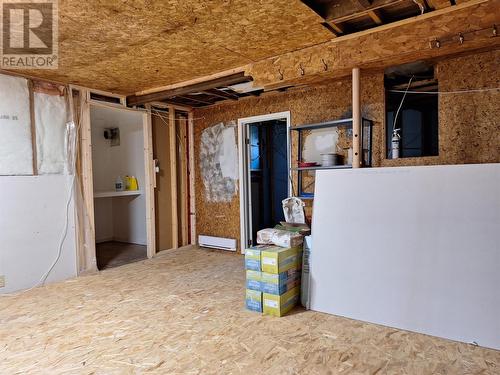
top-left (96, 241), bottom-right (147, 270)
top-left (1, 246), bottom-right (499, 374)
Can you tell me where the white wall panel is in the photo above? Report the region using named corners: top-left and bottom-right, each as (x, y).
top-left (311, 164), bottom-right (500, 350)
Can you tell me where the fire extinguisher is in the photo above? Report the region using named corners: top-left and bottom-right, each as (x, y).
top-left (391, 129), bottom-right (401, 159)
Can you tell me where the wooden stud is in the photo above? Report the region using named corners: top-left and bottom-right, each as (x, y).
top-left (178, 114), bottom-right (189, 246)
top-left (143, 107), bottom-right (156, 258)
top-left (169, 106), bottom-right (179, 249)
top-left (27, 80), bottom-right (38, 175)
top-left (79, 89), bottom-right (97, 269)
top-left (352, 67), bottom-right (361, 169)
top-left (188, 111), bottom-right (196, 245)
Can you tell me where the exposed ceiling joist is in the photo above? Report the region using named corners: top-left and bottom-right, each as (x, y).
top-left (426, 0), bottom-right (452, 9)
top-left (326, 0), bottom-right (405, 22)
top-left (203, 88), bottom-right (239, 101)
top-left (354, 0), bottom-right (385, 24)
top-left (127, 73), bottom-right (252, 106)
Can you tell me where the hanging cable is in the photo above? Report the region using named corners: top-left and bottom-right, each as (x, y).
top-left (387, 75), bottom-right (414, 158)
top-left (388, 87), bottom-right (500, 95)
top-left (392, 76), bottom-right (414, 133)
top-left (412, 0), bottom-right (425, 14)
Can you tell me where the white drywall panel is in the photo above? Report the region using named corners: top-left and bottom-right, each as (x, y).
top-left (34, 92), bottom-right (68, 174)
top-left (310, 164), bottom-right (500, 350)
top-left (94, 198), bottom-right (113, 243)
top-left (90, 106), bottom-right (146, 245)
top-left (0, 175), bottom-right (77, 293)
top-left (0, 74), bottom-right (33, 175)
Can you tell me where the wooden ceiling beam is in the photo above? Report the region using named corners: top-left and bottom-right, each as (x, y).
top-left (249, 0), bottom-right (498, 88)
top-left (127, 72), bottom-right (252, 106)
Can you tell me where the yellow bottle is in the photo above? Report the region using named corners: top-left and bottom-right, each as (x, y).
top-left (124, 175), bottom-right (131, 190)
top-left (129, 176), bottom-right (138, 191)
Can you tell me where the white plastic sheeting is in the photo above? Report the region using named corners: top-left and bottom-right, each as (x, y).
top-left (0, 74), bottom-right (33, 175)
top-left (256, 228), bottom-right (303, 248)
top-left (35, 92), bottom-right (68, 174)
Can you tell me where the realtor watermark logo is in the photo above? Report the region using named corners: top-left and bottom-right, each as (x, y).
top-left (1, 0), bottom-right (58, 69)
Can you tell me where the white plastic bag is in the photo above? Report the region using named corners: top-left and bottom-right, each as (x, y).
top-left (282, 197), bottom-right (306, 224)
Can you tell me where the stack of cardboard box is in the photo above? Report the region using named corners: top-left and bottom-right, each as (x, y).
top-left (244, 244), bottom-right (302, 317)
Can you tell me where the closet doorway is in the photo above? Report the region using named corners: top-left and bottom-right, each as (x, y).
top-left (89, 103), bottom-right (154, 270)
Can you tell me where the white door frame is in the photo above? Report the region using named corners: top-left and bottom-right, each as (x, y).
top-left (237, 111), bottom-right (291, 254)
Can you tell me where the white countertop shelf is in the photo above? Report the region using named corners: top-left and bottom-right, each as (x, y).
top-left (94, 190), bottom-right (142, 198)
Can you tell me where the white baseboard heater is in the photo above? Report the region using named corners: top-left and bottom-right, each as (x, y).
top-left (198, 235), bottom-right (237, 252)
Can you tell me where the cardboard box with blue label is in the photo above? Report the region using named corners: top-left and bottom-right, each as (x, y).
top-left (260, 268), bottom-right (300, 295)
top-left (244, 244), bottom-right (280, 271)
top-left (246, 270), bottom-right (262, 291)
top-left (260, 246), bottom-right (302, 274)
top-left (245, 289), bottom-right (262, 312)
top-left (263, 286), bottom-right (300, 317)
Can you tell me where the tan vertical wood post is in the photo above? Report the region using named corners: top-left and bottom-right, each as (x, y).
top-left (80, 90), bottom-right (97, 270)
top-left (352, 67), bottom-right (361, 168)
top-left (168, 106), bottom-right (179, 248)
top-left (188, 111), bottom-right (196, 245)
top-left (143, 107), bottom-right (156, 258)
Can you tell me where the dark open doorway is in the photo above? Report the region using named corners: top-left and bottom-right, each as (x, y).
top-left (248, 120), bottom-right (288, 243)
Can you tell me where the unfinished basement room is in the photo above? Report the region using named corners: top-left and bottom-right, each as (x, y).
top-left (1, 0), bottom-right (499, 373)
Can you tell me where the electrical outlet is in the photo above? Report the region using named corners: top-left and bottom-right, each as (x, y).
top-left (0, 276), bottom-right (4, 288)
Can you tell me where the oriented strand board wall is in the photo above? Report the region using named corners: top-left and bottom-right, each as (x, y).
top-left (377, 49), bottom-right (500, 167)
top-left (193, 50), bottom-right (500, 250)
top-left (193, 74), bottom-right (384, 249)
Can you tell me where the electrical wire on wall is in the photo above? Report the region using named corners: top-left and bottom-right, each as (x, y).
top-left (387, 75), bottom-right (414, 158)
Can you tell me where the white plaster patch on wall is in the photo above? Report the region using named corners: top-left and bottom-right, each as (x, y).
top-left (219, 125), bottom-right (239, 179)
top-left (200, 122), bottom-right (239, 202)
top-left (302, 128), bottom-right (339, 164)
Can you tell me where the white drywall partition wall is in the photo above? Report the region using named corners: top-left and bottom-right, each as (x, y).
top-left (0, 175), bottom-right (77, 293)
top-left (0, 74), bottom-right (33, 175)
top-left (310, 164), bottom-right (500, 350)
top-left (35, 92), bottom-right (68, 174)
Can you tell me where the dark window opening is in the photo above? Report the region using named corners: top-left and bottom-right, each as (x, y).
top-left (385, 62), bottom-right (439, 159)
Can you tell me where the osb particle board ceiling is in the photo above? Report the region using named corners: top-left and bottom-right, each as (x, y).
top-left (12, 0), bottom-right (333, 94)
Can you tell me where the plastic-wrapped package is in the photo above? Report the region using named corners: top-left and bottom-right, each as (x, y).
top-left (257, 228), bottom-right (303, 248)
top-left (282, 197), bottom-right (305, 224)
